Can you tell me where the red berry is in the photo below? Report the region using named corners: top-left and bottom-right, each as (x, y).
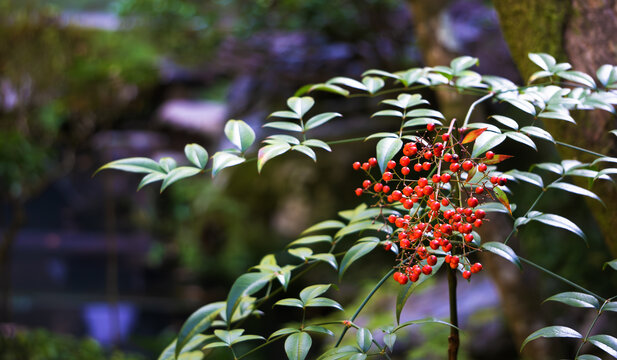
top-left (414, 163), bottom-right (422, 172)
top-left (485, 151), bottom-right (495, 159)
top-left (401, 166), bottom-right (410, 175)
top-left (403, 186), bottom-right (413, 196)
top-left (392, 190), bottom-right (402, 201)
top-left (498, 177), bottom-right (508, 186)
top-left (368, 157), bottom-right (377, 167)
top-left (400, 156), bottom-right (411, 166)
top-left (403, 143), bottom-right (418, 156)
top-left (490, 176), bottom-right (499, 184)
top-left (442, 134), bottom-right (450, 141)
top-left (445, 254), bottom-right (452, 263)
top-left (441, 198), bottom-right (450, 206)
top-left (475, 209), bottom-right (486, 219)
top-left (441, 173), bottom-right (451, 183)
top-left (451, 154), bottom-right (459, 162)
top-left (388, 214), bottom-right (397, 223)
top-left (422, 265), bottom-right (433, 275)
top-left (387, 160), bottom-right (397, 169)
top-left (462, 223), bottom-right (473, 234)
top-left (383, 185), bottom-right (390, 193)
top-left (464, 234), bottom-right (474, 242)
top-left (422, 162), bottom-right (431, 171)
top-left (427, 123), bottom-right (436, 131)
top-left (471, 262), bottom-right (483, 273)
top-left (443, 153), bottom-right (453, 162)
top-left (398, 274), bottom-right (409, 285)
top-left (430, 202), bottom-right (441, 211)
top-left (443, 242), bottom-right (453, 252)
top-left (462, 160), bottom-right (474, 172)
top-left (423, 186), bottom-right (434, 196)
top-left (475, 186), bottom-right (484, 195)
top-left (400, 239), bottom-right (411, 249)
top-left (427, 255), bottom-right (438, 266)
top-left (403, 199), bottom-right (413, 209)
top-left (432, 174), bottom-right (441, 183)
top-left (353, 161), bottom-right (361, 170)
top-left (355, 188), bottom-right (363, 196)
top-left (478, 163), bottom-right (487, 172)
top-left (362, 162), bottom-right (370, 171)
top-left (383, 172), bottom-right (393, 181)
top-left (384, 241), bottom-right (392, 251)
top-left (363, 180), bottom-right (371, 188)
top-left (449, 163), bottom-right (460, 172)
top-left (474, 219), bottom-right (483, 228)
top-left (418, 177), bottom-right (428, 187)
top-left (430, 240), bottom-right (440, 250)
top-left (374, 183), bottom-right (383, 192)
top-left (467, 197), bottom-right (479, 208)
top-left (424, 151), bottom-right (433, 160)
top-left (462, 270), bottom-right (472, 279)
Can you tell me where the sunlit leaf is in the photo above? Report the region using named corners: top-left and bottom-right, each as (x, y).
top-left (462, 128), bottom-right (487, 144)
top-left (339, 238), bottom-right (379, 279)
top-left (506, 132), bottom-right (536, 150)
top-left (492, 186), bottom-right (511, 215)
top-left (406, 108), bottom-right (445, 119)
top-left (588, 335), bottom-right (617, 358)
top-left (521, 326), bottom-right (582, 351)
top-left (528, 53), bottom-right (556, 71)
top-left (471, 132), bottom-right (507, 158)
top-left (175, 302), bottom-right (225, 358)
top-left (482, 242), bottom-right (521, 269)
top-left (520, 126), bottom-right (555, 143)
top-left (362, 76), bottom-right (384, 94)
top-left (257, 142), bottom-right (291, 173)
top-left (356, 328), bottom-right (373, 353)
top-left (483, 154), bottom-right (513, 165)
top-left (225, 273), bottom-right (270, 324)
top-left (212, 152), bottom-right (245, 177)
top-left (292, 145), bottom-right (317, 162)
top-left (376, 137), bottom-right (403, 174)
top-left (285, 332), bottom-right (312, 360)
top-left (287, 97), bottom-right (315, 117)
top-left (527, 212), bottom-right (587, 243)
top-left (490, 115), bottom-right (518, 130)
top-left (327, 77), bottom-right (368, 91)
top-left (184, 144), bottom-right (209, 169)
top-left (303, 139), bottom-right (331, 152)
top-left (544, 291), bottom-right (599, 309)
top-left (547, 182), bottom-right (604, 205)
top-left (95, 157), bottom-right (164, 175)
top-left (161, 167), bottom-right (202, 192)
top-left (288, 235), bottom-right (333, 247)
top-left (299, 284), bottom-right (332, 303)
top-left (274, 298), bottom-right (305, 309)
top-left (301, 220), bottom-right (346, 235)
top-left (263, 121), bottom-right (304, 132)
top-left (308, 253), bottom-right (338, 270)
top-left (304, 112), bottom-right (342, 131)
top-left (304, 297), bottom-right (343, 310)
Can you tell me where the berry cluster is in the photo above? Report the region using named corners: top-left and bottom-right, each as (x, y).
top-left (353, 124), bottom-right (509, 285)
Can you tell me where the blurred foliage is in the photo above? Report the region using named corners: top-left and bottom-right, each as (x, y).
top-left (0, 328), bottom-right (144, 360)
top-left (0, 0), bottom-right (158, 197)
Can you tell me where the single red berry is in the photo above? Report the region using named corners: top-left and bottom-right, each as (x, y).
top-left (432, 174), bottom-right (441, 183)
top-left (362, 162), bottom-right (370, 171)
top-left (462, 160), bottom-right (474, 172)
top-left (400, 239), bottom-right (411, 249)
top-left (363, 180), bottom-right (371, 188)
top-left (474, 219), bottom-right (483, 228)
top-left (402, 186), bottom-right (413, 196)
top-left (427, 123), bottom-right (436, 131)
top-left (373, 183), bottom-right (383, 192)
top-left (443, 242), bottom-right (453, 252)
top-left (475, 209), bottom-right (486, 219)
top-left (441, 173), bottom-right (451, 183)
top-left (388, 214), bottom-right (397, 223)
top-left (485, 151), bottom-right (495, 159)
top-left (422, 265), bottom-right (433, 275)
top-left (445, 254), bottom-right (452, 263)
top-left (475, 186), bottom-right (484, 195)
top-left (400, 156), bottom-right (411, 166)
top-left (368, 157), bottom-right (377, 167)
top-left (442, 134), bottom-right (450, 141)
top-left (383, 172), bottom-right (393, 181)
top-left (409, 272), bottom-right (419, 282)
top-left (398, 232), bottom-right (408, 240)
top-left (418, 177), bottom-right (428, 187)
top-left (384, 241), bottom-right (392, 251)
top-left (498, 177), bottom-right (508, 186)
top-left (424, 151), bottom-right (433, 160)
top-left (449, 163), bottom-right (460, 172)
top-left (451, 154), bottom-right (459, 162)
top-left (383, 185), bottom-right (390, 193)
top-left (387, 160), bottom-right (397, 169)
top-left (423, 186), bottom-right (434, 196)
top-left (464, 234), bottom-right (474, 242)
top-left (462, 270), bottom-right (472, 280)
top-left (393, 272), bottom-right (402, 282)
top-left (352, 161), bottom-right (361, 170)
top-left (462, 223), bottom-right (473, 234)
top-left (401, 166), bottom-right (410, 175)
top-left (355, 188), bottom-right (363, 196)
top-left (471, 263), bottom-right (483, 273)
top-left (430, 202), bottom-right (441, 211)
top-left (427, 255), bottom-right (438, 266)
top-left (441, 198), bottom-right (450, 206)
top-left (467, 197), bottom-right (479, 207)
top-left (392, 190), bottom-right (402, 201)
top-left (403, 199), bottom-right (413, 209)
top-left (478, 163), bottom-right (487, 172)
top-left (490, 176), bottom-right (499, 184)
top-left (422, 162), bottom-right (431, 171)
top-left (430, 240), bottom-right (440, 250)
top-left (414, 163), bottom-right (422, 172)
top-left (443, 153), bottom-right (453, 162)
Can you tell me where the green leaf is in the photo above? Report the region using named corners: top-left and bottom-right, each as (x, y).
top-left (308, 253), bottom-right (338, 270)
top-left (506, 132), bottom-right (536, 150)
top-left (274, 298), bottom-right (305, 309)
top-left (224, 120), bottom-right (256, 152)
top-left (503, 98), bottom-right (536, 115)
top-left (288, 235), bottom-right (333, 247)
top-left (505, 170), bottom-right (543, 187)
top-left (577, 355), bottom-right (602, 360)
top-left (482, 242), bottom-right (521, 269)
top-left (402, 117), bottom-right (443, 128)
top-left (490, 115), bottom-right (519, 130)
top-left (372, 109), bottom-right (404, 118)
top-left (597, 64), bottom-right (617, 87)
top-left (95, 157), bottom-right (164, 175)
top-left (396, 257), bottom-right (444, 322)
top-left (364, 132), bottom-right (398, 141)
top-left (257, 142), bottom-right (291, 173)
top-left (231, 334), bottom-right (265, 345)
top-left (399, 68), bottom-right (426, 86)
top-left (292, 145), bottom-right (317, 161)
top-left (558, 70), bottom-right (596, 88)
top-left (184, 144), bottom-right (209, 169)
top-left (492, 186), bottom-right (512, 215)
top-left (327, 77), bottom-right (368, 91)
top-left (544, 291), bottom-right (599, 309)
top-left (303, 139), bottom-right (331, 152)
top-left (214, 329), bottom-right (245, 345)
top-left (270, 328), bottom-right (300, 339)
top-left (356, 328), bottom-right (373, 353)
top-left (287, 97), bottom-right (315, 117)
top-left (334, 222), bottom-right (388, 240)
top-left (303, 326), bottom-right (334, 337)
top-left (175, 302), bottom-right (225, 358)
top-left (159, 157), bottom-right (177, 173)
top-left (471, 133), bottom-right (507, 158)
top-left (306, 84), bottom-right (350, 97)
top-left (588, 335), bottom-right (617, 358)
top-left (382, 93), bottom-right (428, 109)
top-left (533, 162), bottom-right (563, 174)
top-left (301, 220), bottom-right (346, 235)
top-left (339, 239), bottom-right (379, 279)
top-left (603, 259), bottom-right (617, 271)
top-left (362, 69), bottom-right (399, 79)
top-left (393, 317), bottom-right (457, 333)
top-left (603, 302), bottom-right (617, 313)
top-left (362, 76), bottom-right (385, 94)
top-left (160, 335), bottom-right (213, 360)
top-left (270, 110), bottom-right (301, 119)
top-left (285, 332), bottom-right (312, 360)
top-left (528, 212), bottom-right (587, 243)
top-left (476, 202), bottom-right (514, 214)
top-left (304, 297), bottom-right (343, 310)
top-left (406, 108), bottom-right (445, 119)
top-left (161, 167), bottom-right (202, 192)
top-left (538, 111), bottom-right (576, 123)
top-left (299, 284), bottom-right (332, 303)
top-left (138, 172), bottom-right (166, 190)
top-left (303, 112), bottom-right (341, 131)
top-left (528, 53), bottom-right (556, 71)
top-left (547, 182), bottom-right (604, 205)
top-left (211, 152), bottom-right (245, 177)
top-left (225, 273), bottom-right (270, 324)
top-left (289, 247), bottom-right (314, 260)
top-left (520, 126), bottom-right (555, 143)
top-left (451, 56), bottom-right (478, 74)
top-left (201, 341), bottom-right (228, 350)
top-left (263, 121), bottom-right (304, 132)
top-left (383, 333), bottom-right (396, 350)
top-left (376, 137), bottom-right (403, 174)
top-left (317, 345), bottom-right (363, 360)
top-left (521, 326), bottom-right (582, 351)
top-left (265, 134), bottom-right (300, 145)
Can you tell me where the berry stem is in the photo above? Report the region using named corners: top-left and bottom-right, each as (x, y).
top-left (447, 267), bottom-right (460, 360)
top-left (462, 93), bottom-right (493, 128)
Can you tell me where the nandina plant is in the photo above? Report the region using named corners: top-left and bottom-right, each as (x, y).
top-left (98, 53), bottom-right (617, 360)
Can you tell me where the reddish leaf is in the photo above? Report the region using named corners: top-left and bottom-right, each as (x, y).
top-left (493, 186), bottom-right (512, 215)
top-left (462, 128), bottom-right (487, 144)
top-left (483, 154), bottom-right (514, 165)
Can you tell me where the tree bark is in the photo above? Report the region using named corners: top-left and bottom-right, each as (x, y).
top-left (493, 0), bottom-right (617, 256)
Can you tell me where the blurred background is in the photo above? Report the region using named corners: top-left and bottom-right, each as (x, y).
top-left (1, 0), bottom-right (616, 359)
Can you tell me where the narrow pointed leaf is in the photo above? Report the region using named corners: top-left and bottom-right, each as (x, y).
top-left (504, 98), bottom-right (536, 115)
top-left (482, 242), bottom-right (521, 269)
top-left (604, 259), bottom-right (617, 271)
top-left (299, 284), bottom-right (331, 303)
top-left (547, 182), bottom-right (604, 205)
top-left (184, 144), bottom-right (209, 169)
top-left (292, 145), bottom-right (317, 161)
top-left (304, 112), bottom-right (342, 131)
top-left (471, 133), bottom-right (507, 158)
top-left (533, 162), bottom-right (563, 174)
top-left (362, 76), bottom-right (384, 94)
top-left (303, 139), bottom-right (331, 152)
top-left (270, 328), bottom-right (300, 339)
top-left (356, 328), bottom-right (373, 353)
top-left (521, 326), bottom-right (582, 351)
top-left (214, 329), bottom-right (245, 345)
top-left (225, 273), bottom-right (270, 323)
top-left (263, 121), bottom-right (304, 132)
top-left (506, 170), bottom-right (543, 187)
top-left (270, 110), bottom-right (301, 119)
top-left (451, 56), bottom-right (478, 73)
top-left (483, 154), bottom-right (514, 165)
top-left (301, 220), bottom-right (346, 235)
top-left (224, 120), bottom-right (255, 152)
top-left (257, 143), bottom-right (291, 173)
top-left (577, 355), bottom-right (602, 360)
top-left (288, 235), bottom-right (333, 247)
top-left (304, 297), bottom-right (343, 310)
top-left (462, 128), bottom-right (487, 144)
top-left (287, 97), bottom-right (315, 117)
top-left (231, 335), bottom-right (265, 345)
top-left (308, 253), bottom-right (338, 270)
top-left (161, 167), bottom-right (202, 192)
top-left (212, 152), bottom-right (245, 176)
top-left (175, 302), bottom-right (225, 358)
top-left (274, 298), bottom-right (305, 309)
top-left (266, 134), bottom-right (300, 145)
top-left (506, 132), bottom-right (537, 150)
top-left (372, 110), bottom-right (403, 118)
top-left (304, 326), bottom-right (334, 337)
top-left (364, 132), bottom-right (398, 140)
top-left (538, 111), bottom-right (576, 123)
top-left (558, 70), bottom-right (596, 88)
top-left (393, 317), bottom-right (457, 333)
top-left (138, 172), bottom-right (166, 190)
top-left (529, 213), bottom-right (587, 242)
top-left (339, 240), bottom-right (379, 279)
top-left (334, 222), bottom-right (388, 239)
top-left (96, 157), bottom-right (164, 175)
top-left (376, 137), bottom-right (403, 174)
top-left (288, 247), bottom-right (313, 260)
top-left (490, 115), bottom-right (518, 130)
top-left (327, 77), bottom-right (368, 91)
top-left (285, 332), bottom-right (312, 360)
top-left (307, 84), bottom-right (350, 97)
top-left (402, 117), bottom-right (443, 128)
top-left (406, 108), bottom-right (445, 119)
top-left (544, 291), bottom-right (599, 309)
top-left (492, 186), bottom-right (512, 215)
top-left (520, 126), bottom-right (555, 143)
top-left (529, 53), bottom-right (556, 71)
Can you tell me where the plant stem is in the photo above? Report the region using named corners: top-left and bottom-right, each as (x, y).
top-left (334, 268), bottom-right (395, 347)
top-left (574, 303), bottom-right (605, 358)
top-left (556, 141), bottom-right (606, 158)
top-left (519, 257), bottom-right (606, 301)
top-left (462, 93), bottom-right (493, 128)
top-left (447, 267), bottom-right (459, 360)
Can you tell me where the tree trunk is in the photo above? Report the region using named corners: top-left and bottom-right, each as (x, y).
top-left (493, 0), bottom-right (617, 256)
